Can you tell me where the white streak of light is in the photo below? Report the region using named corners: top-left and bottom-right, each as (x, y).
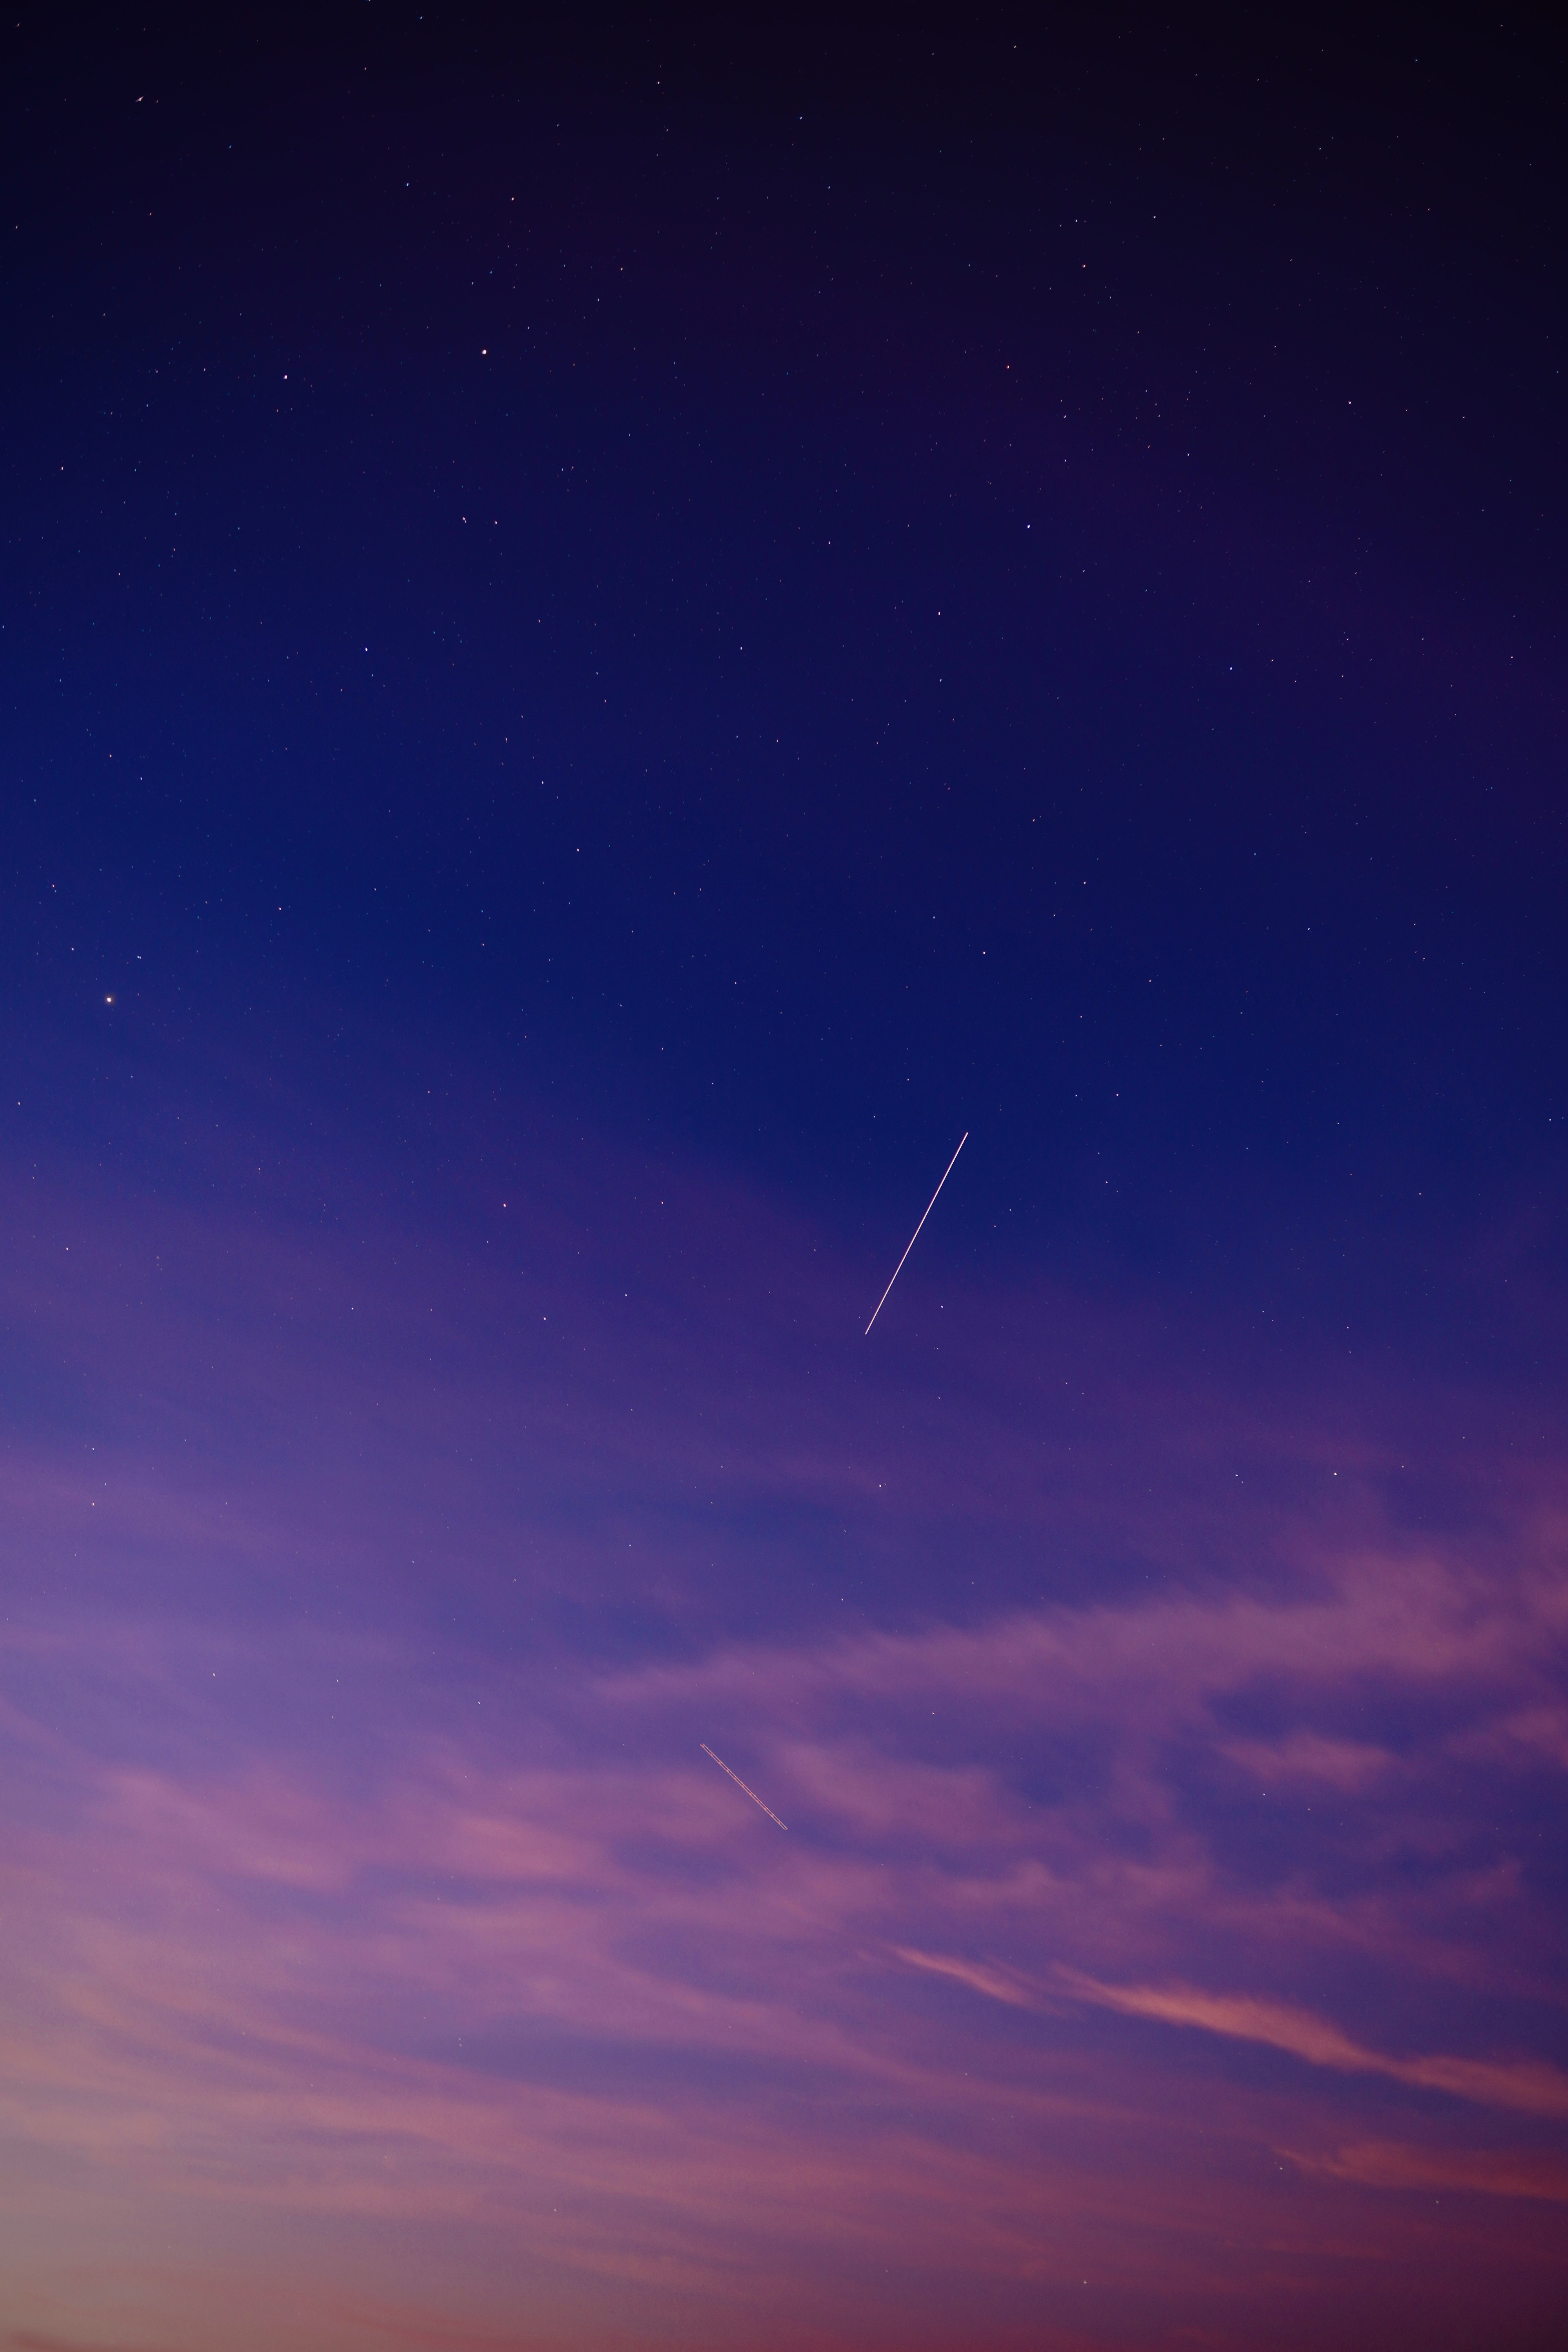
top-left (701, 1743), bottom-right (788, 1831)
top-left (864, 1132), bottom-right (968, 1334)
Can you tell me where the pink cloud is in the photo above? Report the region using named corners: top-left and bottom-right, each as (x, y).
top-left (1055, 1972), bottom-right (1568, 2118)
top-left (892, 1950), bottom-right (1039, 2009)
top-left (5, 1098), bottom-right (1568, 2344)
top-left (1290, 2140), bottom-right (1568, 2205)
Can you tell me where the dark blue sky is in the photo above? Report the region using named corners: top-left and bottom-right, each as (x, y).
top-left (9, 11), bottom-right (1565, 1303)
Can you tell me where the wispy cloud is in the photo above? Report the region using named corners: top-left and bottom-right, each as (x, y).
top-left (892, 1949), bottom-right (1039, 2009)
top-left (1055, 1971), bottom-right (1568, 2118)
top-left (4, 1103), bottom-right (1568, 2344)
top-left (1288, 2141), bottom-right (1568, 2205)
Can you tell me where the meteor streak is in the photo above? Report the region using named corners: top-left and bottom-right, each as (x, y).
top-left (701, 1743), bottom-right (788, 1831)
top-left (864, 1132), bottom-right (968, 1334)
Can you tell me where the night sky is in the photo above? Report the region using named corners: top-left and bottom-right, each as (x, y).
top-left (4, 10), bottom-right (1568, 2348)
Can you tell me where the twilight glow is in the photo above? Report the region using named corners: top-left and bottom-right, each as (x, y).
top-left (4, 12), bottom-right (1566, 2350)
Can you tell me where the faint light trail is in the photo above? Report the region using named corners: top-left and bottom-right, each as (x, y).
top-left (700, 1743), bottom-right (788, 1831)
top-left (864, 1132), bottom-right (968, 1334)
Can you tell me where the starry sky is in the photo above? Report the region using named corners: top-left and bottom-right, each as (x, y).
top-left (4, 11), bottom-right (1567, 2349)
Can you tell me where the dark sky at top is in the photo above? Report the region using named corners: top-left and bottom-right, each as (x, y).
top-left (4, 13), bottom-right (1568, 2349)
top-left (9, 11), bottom-right (1564, 1311)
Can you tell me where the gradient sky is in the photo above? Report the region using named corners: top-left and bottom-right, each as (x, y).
top-left (4, 11), bottom-right (1568, 2349)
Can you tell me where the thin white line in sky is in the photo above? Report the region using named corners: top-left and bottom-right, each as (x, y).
top-left (864, 1132), bottom-right (968, 1335)
top-left (701, 1743), bottom-right (788, 1831)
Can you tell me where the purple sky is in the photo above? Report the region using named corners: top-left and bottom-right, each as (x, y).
top-left (5, 1043), bottom-right (1566, 2348)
